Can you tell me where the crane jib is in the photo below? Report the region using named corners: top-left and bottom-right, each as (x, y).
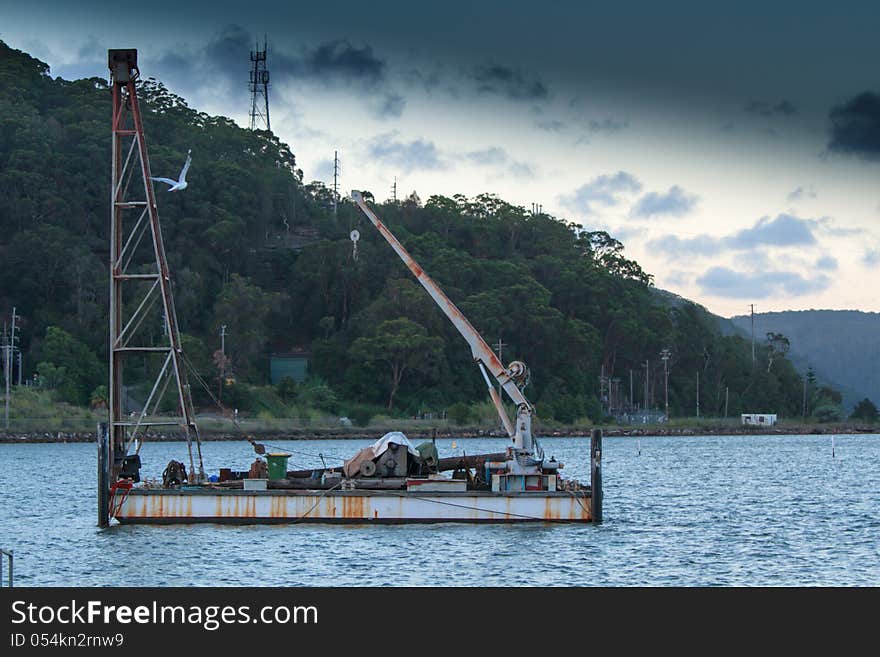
top-left (350, 191), bottom-right (534, 451)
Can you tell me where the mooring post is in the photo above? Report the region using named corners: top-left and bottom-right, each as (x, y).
top-left (591, 428), bottom-right (603, 523)
top-left (97, 422), bottom-right (110, 527)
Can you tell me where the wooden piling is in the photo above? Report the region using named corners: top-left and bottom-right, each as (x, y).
top-left (591, 428), bottom-right (602, 523)
top-left (97, 422), bottom-right (110, 527)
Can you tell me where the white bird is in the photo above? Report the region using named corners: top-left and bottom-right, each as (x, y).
top-left (151, 149), bottom-right (191, 192)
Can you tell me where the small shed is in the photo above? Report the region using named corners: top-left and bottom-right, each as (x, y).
top-left (741, 413), bottom-right (777, 426)
top-left (270, 351), bottom-right (309, 384)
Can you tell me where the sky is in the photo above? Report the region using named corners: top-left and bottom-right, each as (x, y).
top-left (2, 1), bottom-right (880, 318)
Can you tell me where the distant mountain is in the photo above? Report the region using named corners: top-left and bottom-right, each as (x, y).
top-left (729, 310), bottom-right (880, 411)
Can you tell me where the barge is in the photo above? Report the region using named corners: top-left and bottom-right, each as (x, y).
top-left (99, 48), bottom-right (600, 526)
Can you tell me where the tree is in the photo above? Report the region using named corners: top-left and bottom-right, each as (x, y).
top-left (850, 398), bottom-right (878, 423)
top-left (36, 326), bottom-right (103, 405)
top-left (448, 401), bottom-right (475, 426)
top-left (766, 332), bottom-right (790, 372)
top-left (349, 317), bottom-right (444, 409)
top-left (212, 274), bottom-right (279, 383)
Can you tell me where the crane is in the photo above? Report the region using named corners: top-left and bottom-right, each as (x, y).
top-left (350, 191), bottom-right (545, 474)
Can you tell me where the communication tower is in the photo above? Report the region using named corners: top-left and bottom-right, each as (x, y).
top-left (249, 36), bottom-right (270, 131)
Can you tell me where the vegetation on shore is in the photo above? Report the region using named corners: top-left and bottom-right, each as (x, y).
top-left (1, 41), bottom-right (871, 432)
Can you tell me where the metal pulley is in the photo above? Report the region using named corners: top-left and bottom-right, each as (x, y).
top-left (507, 360), bottom-right (530, 389)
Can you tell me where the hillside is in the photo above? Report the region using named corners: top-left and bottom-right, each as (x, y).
top-left (729, 310), bottom-right (880, 412)
top-left (0, 40), bottom-right (824, 424)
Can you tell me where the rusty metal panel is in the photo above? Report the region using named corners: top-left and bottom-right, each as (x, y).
top-left (116, 490), bottom-right (592, 523)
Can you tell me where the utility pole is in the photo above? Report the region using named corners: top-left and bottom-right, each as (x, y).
top-left (696, 370), bottom-right (700, 418)
top-left (802, 375), bottom-right (807, 418)
top-left (4, 307), bottom-right (16, 429)
top-left (660, 348), bottom-right (671, 420)
top-left (629, 369), bottom-right (633, 411)
top-left (332, 150), bottom-right (339, 220)
top-left (643, 360), bottom-right (649, 411)
top-left (17, 350), bottom-right (22, 386)
top-left (750, 303), bottom-right (756, 366)
top-left (219, 324), bottom-right (227, 403)
top-left (725, 386), bottom-right (729, 418)
top-left (391, 176), bottom-right (398, 203)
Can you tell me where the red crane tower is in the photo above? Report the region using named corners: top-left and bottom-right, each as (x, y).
top-left (101, 49), bottom-right (204, 525)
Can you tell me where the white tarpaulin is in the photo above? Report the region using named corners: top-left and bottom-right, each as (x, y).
top-left (370, 431), bottom-right (420, 458)
top-left (343, 431), bottom-right (419, 478)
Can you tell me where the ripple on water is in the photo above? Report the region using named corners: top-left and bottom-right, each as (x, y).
top-left (1, 434), bottom-right (879, 585)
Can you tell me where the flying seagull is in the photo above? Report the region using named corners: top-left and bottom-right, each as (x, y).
top-left (151, 149), bottom-right (191, 192)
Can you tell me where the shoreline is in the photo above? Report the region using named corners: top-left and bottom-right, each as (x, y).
top-left (1, 423), bottom-right (877, 443)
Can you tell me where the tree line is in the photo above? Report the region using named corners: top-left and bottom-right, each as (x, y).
top-left (0, 40), bottom-right (860, 426)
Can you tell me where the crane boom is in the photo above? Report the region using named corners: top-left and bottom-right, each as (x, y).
top-left (351, 191), bottom-right (535, 452)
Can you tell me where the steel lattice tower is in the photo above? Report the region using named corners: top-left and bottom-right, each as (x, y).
top-left (249, 37), bottom-right (270, 131)
top-left (107, 49), bottom-right (204, 496)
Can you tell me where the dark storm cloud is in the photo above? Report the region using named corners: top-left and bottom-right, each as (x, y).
top-left (828, 91), bottom-right (880, 160)
top-left (367, 132), bottom-right (445, 171)
top-left (299, 40), bottom-right (385, 82)
top-left (744, 99), bottom-right (798, 117)
top-left (648, 213), bottom-right (818, 259)
top-left (631, 185), bottom-right (698, 218)
top-left (559, 171), bottom-right (642, 215)
top-left (697, 267), bottom-right (830, 298)
top-left (471, 65), bottom-right (548, 101)
top-left (153, 26), bottom-right (389, 92)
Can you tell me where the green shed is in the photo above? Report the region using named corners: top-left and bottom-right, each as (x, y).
top-left (270, 351), bottom-right (309, 384)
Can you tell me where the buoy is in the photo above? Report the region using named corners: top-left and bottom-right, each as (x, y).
top-left (637, 439), bottom-right (641, 456)
top-left (451, 441), bottom-right (457, 449)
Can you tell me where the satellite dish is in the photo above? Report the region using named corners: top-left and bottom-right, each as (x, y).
top-left (350, 229), bottom-right (360, 242)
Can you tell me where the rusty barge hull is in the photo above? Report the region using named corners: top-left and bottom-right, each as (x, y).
top-left (114, 488), bottom-right (593, 524)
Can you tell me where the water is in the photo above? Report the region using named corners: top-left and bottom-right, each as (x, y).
top-left (1, 434), bottom-right (878, 586)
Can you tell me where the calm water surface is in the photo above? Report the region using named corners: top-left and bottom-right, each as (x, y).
top-left (1, 434), bottom-right (878, 586)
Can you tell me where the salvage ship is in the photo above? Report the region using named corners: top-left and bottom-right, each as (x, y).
top-left (98, 49), bottom-right (601, 526)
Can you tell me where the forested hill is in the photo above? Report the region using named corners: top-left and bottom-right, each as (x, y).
top-left (729, 310), bottom-right (880, 413)
top-left (0, 41), bottom-right (828, 423)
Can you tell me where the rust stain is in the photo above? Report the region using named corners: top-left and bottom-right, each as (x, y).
top-left (245, 495), bottom-right (256, 518)
top-left (342, 495), bottom-right (365, 519)
top-left (215, 495), bottom-right (223, 518)
top-left (233, 496), bottom-right (240, 517)
top-left (544, 497), bottom-right (559, 521)
top-left (185, 496), bottom-right (192, 518)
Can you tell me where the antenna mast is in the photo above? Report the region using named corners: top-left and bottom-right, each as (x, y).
top-left (249, 36), bottom-right (270, 131)
top-left (108, 49), bottom-right (204, 490)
